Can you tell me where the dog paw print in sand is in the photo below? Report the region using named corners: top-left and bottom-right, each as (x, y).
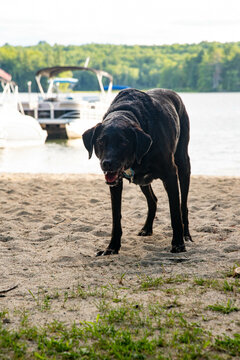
top-left (93, 230), bottom-right (109, 237)
top-left (72, 224), bottom-right (94, 233)
top-left (40, 224), bottom-right (54, 231)
top-left (90, 198), bottom-right (100, 204)
top-left (0, 234), bottom-right (13, 242)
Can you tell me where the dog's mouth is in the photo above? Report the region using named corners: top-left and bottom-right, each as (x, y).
top-left (104, 170), bottom-right (122, 185)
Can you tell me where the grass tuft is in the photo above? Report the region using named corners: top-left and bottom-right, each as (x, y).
top-left (207, 299), bottom-right (239, 314)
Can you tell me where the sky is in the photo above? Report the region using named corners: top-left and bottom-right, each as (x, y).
top-left (0, 0), bottom-right (240, 46)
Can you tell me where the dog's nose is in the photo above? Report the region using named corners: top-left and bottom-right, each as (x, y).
top-left (102, 159), bottom-right (113, 171)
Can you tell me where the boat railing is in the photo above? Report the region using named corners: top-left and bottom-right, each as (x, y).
top-left (0, 79), bottom-right (25, 115)
top-left (41, 101), bottom-right (55, 119)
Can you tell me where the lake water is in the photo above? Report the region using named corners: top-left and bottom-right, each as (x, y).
top-left (0, 92), bottom-right (239, 176)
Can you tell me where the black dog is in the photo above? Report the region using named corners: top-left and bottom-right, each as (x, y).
top-left (82, 88), bottom-right (192, 255)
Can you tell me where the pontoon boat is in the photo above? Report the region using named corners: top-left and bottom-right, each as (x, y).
top-left (22, 66), bottom-right (113, 139)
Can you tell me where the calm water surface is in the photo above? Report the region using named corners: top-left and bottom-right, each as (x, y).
top-left (0, 92), bottom-right (239, 176)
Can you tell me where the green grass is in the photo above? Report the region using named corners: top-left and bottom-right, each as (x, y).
top-left (140, 274), bottom-right (187, 290)
top-left (207, 299), bottom-right (239, 314)
top-left (214, 333), bottom-right (240, 357)
top-left (1, 299), bottom-right (240, 359)
top-left (28, 289), bottom-right (52, 311)
top-left (1, 274), bottom-right (240, 359)
top-left (194, 277), bottom-right (240, 294)
top-left (222, 264), bottom-right (240, 278)
top-left (0, 310), bottom-right (9, 320)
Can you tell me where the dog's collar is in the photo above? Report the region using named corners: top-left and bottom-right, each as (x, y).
top-left (123, 168), bottom-right (135, 182)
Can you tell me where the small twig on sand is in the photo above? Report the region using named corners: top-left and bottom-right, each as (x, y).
top-left (54, 218), bottom-right (66, 225)
top-left (0, 284), bottom-right (18, 295)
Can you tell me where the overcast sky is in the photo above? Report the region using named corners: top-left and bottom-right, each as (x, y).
top-left (1, 0), bottom-right (240, 46)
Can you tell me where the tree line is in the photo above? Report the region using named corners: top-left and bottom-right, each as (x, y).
top-left (0, 41), bottom-right (240, 92)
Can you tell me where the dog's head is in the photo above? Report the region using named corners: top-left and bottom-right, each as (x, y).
top-left (82, 119), bottom-right (152, 186)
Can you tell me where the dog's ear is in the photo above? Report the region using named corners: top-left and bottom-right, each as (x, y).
top-left (134, 127), bottom-right (152, 164)
top-left (82, 123), bottom-right (102, 159)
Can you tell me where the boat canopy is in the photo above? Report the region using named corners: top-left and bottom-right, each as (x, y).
top-left (35, 66), bottom-right (113, 97)
top-left (36, 66), bottom-right (113, 82)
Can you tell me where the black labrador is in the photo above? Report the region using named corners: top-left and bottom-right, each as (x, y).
top-left (82, 88), bottom-right (192, 255)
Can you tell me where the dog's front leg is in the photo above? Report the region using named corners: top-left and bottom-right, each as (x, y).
top-left (96, 180), bottom-right (123, 256)
top-left (163, 171), bottom-right (186, 253)
top-left (138, 185), bottom-right (157, 236)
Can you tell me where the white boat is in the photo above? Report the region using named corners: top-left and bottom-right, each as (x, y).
top-left (22, 65), bottom-right (113, 139)
top-left (0, 69), bottom-right (47, 148)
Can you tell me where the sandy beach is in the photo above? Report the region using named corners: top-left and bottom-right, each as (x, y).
top-left (0, 173), bottom-right (240, 339)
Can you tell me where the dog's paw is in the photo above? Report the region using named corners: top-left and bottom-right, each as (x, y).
top-left (138, 229), bottom-right (152, 236)
top-left (184, 235), bottom-right (193, 242)
top-left (96, 248), bottom-right (119, 257)
top-left (170, 244), bottom-right (186, 253)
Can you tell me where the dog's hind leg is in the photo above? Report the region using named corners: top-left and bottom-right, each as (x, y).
top-left (175, 153), bottom-right (192, 242)
top-left (175, 111), bottom-right (192, 243)
top-left (163, 167), bottom-right (186, 253)
top-left (138, 185), bottom-right (157, 236)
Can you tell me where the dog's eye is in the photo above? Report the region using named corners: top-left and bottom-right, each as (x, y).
top-left (98, 139), bottom-right (103, 145)
top-left (97, 137), bottom-right (106, 147)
